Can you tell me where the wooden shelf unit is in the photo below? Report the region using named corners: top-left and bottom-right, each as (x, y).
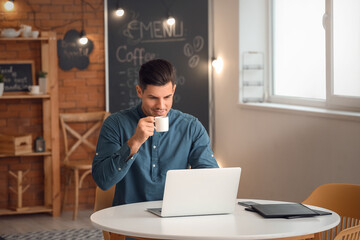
top-left (0, 32), bottom-right (60, 216)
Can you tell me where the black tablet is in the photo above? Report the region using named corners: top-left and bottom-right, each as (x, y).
top-left (250, 203), bottom-right (321, 218)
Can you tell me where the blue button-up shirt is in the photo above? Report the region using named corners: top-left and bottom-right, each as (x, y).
top-left (92, 103), bottom-right (218, 206)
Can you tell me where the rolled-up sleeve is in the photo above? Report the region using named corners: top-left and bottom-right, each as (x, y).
top-left (188, 119), bottom-right (219, 169)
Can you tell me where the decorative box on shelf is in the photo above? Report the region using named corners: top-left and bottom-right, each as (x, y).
top-left (0, 134), bottom-right (32, 155)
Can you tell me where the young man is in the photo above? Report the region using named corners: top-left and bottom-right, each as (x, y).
top-left (92, 59), bottom-right (218, 206)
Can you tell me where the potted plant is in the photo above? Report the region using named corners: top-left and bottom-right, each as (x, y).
top-left (0, 73), bottom-right (4, 97)
top-left (38, 71), bottom-right (48, 94)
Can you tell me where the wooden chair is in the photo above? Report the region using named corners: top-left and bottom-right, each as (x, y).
top-left (94, 186), bottom-right (164, 240)
top-left (60, 111), bottom-right (109, 220)
top-left (334, 225), bottom-right (360, 240)
top-left (94, 186), bottom-right (116, 240)
top-left (302, 183), bottom-right (360, 240)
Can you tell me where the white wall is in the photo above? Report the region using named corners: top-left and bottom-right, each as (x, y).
top-left (212, 0), bottom-right (360, 202)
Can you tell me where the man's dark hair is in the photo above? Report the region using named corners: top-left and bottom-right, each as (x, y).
top-left (138, 59), bottom-right (176, 90)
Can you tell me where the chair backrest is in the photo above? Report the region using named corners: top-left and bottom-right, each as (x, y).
top-left (334, 225), bottom-right (360, 240)
top-left (303, 183), bottom-right (360, 239)
top-left (94, 185), bottom-right (116, 212)
top-left (59, 111), bottom-right (110, 164)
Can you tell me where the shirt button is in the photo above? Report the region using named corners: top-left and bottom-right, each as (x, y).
top-left (153, 145), bottom-right (156, 149)
top-left (96, 153), bottom-right (99, 156)
top-left (118, 167), bottom-right (121, 171)
top-left (211, 154), bottom-right (214, 157)
top-left (153, 164), bottom-right (156, 168)
top-left (131, 157), bottom-right (134, 160)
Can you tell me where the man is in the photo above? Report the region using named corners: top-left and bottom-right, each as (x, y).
top-left (92, 59), bottom-right (218, 206)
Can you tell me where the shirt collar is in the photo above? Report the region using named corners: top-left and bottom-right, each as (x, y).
top-left (136, 102), bottom-right (146, 118)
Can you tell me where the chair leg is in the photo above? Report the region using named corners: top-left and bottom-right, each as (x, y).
top-left (62, 169), bottom-right (71, 213)
top-left (102, 230), bottom-right (111, 240)
top-left (73, 169), bottom-right (79, 220)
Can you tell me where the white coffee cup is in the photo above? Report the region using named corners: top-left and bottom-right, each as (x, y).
top-left (155, 116), bottom-right (169, 132)
top-left (21, 24), bottom-right (32, 38)
top-left (29, 85), bottom-right (40, 94)
top-left (31, 30), bottom-right (39, 38)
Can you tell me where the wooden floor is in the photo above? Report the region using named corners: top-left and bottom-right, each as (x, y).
top-left (0, 209), bottom-right (95, 235)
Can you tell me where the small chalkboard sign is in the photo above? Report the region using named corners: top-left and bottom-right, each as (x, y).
top-left (0, 61), bottom-right (35, 92)
top-left (57, 29), bottom-right (94, 71)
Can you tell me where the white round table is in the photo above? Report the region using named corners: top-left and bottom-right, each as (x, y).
top-left (90, 199), bottom-right (340, 240)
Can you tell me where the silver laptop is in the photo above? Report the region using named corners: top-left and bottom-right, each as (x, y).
top-left (147, 167), bottom-right (241, 217)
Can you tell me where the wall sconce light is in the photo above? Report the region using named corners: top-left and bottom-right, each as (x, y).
top-left (4, 0), bottom-right (14, 11)
top-left (212, 57), bottom-right (224, 74)
top-left (115, 8), bottom-right (125, 17)
top-left (79, 30), bottom-right (88, 45)
top-left (167, 15), bottom-right (175, 26)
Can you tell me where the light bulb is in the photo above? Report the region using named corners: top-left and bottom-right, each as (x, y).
top-left (115, 8), bottom-right (124, 17)
top-left (4, 0), bottom-right (14, 11)
top-left (79, 36), bottom-right (88, 45)
top-left (79, 30), bottom-right (88, 45)
top-left (167, 16), bottom-right (175, 26)
top-left (212, 57), bottom-right (224, 74)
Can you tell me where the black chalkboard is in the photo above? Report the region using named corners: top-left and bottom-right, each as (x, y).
top-left (105, 0), bottom-right (210, 131)
top-left (0, 61), bottom-right (35, 92)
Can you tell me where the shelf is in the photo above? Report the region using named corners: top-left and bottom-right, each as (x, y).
top-left (243, 81), bottom-right (263, 86)
top-left (0, 36), bottom-right (49, 41)
top-left (0, 93), bottom-right (50, 99)
top-left (0, 206), bottom-right (52, 216)
top-left (0, 151), bottom-right (51, 158)
top-left (243, 65), bottom-right (263, 70)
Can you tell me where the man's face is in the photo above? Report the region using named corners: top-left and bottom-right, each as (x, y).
top-left (136, 82), bottom-right (176, 117)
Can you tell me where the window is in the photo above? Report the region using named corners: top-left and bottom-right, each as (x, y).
top-left (272, 0), bottom-right (325, 100)
top-left (269, 0), bottom-right (360, 111)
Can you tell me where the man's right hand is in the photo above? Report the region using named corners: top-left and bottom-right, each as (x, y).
top-left (127, 116), bottom-right (155, 157)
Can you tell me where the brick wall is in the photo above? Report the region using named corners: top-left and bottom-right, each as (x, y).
top-left (0, 0), bottom-right (105, 211)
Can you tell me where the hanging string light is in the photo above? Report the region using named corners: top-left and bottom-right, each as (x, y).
top-left (161, 0), bottom-right (175, 26)
top-left (167, 15), bottom-right (175, 26)
top-left (115, 8), bottom-right (124, 17)
top-left (79, 30), bottom-right (88, 45)
top-left (4, 0), bottom-right (15, 11)
top-left (79, 0), bottom-right (88, 45)
top-left (115, 0), bottom-right (125, 17)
